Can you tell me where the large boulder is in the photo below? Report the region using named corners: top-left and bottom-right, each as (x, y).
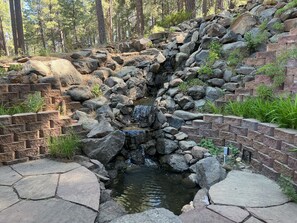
top-left (82, 96), bottom-right (109, 110)
top-left (87, 120), bottom-right (115, 138)
top-left (67, 86), bottom-right (93, 102)
top-left (173, 110), bottom-right (203, 121)
top-left (231, 12), bottom-right (257, 35)
top-left (156, 138), bottom-right (179, 154)
top-left (222, 41), bottom-right (248, 57)
top-left (110, 208), bottom-right (181, 223)
top-left (161, 154), bottom-right (189, 172)
top-left (81, 130), bottom-right (126, 164)
top-left (72, 58), bottom-right (99, 74)
top-left (97, 200), bottom-right (126, 223)
top-left (190, 157), bottom-right (226, 189)
top-left (132, 38), bottom-right (152, 52)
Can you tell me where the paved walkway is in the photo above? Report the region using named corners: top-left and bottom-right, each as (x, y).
top-left (0, 159), bottom-right (100, 223)
top-left (1, 160), bottom-right (297, 223)
top-left (180, 170), bottom-right (297, 223)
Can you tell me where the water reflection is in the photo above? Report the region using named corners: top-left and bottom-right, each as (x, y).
top-left (111, 166), bottom-right (197, 214)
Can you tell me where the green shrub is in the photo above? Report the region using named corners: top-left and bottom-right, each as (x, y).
top-left (178, 78), bottom-right (205, 93)
top-left (259, 20), bottom-right (268, 31)
top-left (278, 175), bottom-right (297, 203)
top-left (198, 138), bottom-right (222, 156)
top-left (272, 22), bottom-right (285, 32)
top-left (150, 25), bottom-right (165, 34)
top-left (227, 49), bottom-right (244, 67)
top-left (159, 11), bottom-right (192, 28)
top-left (198, 65), bottom-right (213, 76)
top-left (0, 92), bottom-right (44, 115)
top-left (91, 84), bottom-right (102, 97)
top-left (8, 64), bottom-right (23, 71)
top-left (48, 132), bottom-right (81, 159)
top-left (38, 48), bottom-right (49, 56)
top-left (256, 85), bottom-right (274, 100)
top-left (244, 31), bottom-right (269, 52)
top-left (0, 67), bottom-right (6, 77)
top-left (276, 0), bottom-right (297, 15)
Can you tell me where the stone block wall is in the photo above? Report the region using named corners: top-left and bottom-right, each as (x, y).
top-left (0, 84), bottom-right (83, 165)
top-left (181, 114), bottom-right (297, 185)
top-left (0, 83), bottom-right (81, 113)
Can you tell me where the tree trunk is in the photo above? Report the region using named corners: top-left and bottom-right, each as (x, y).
top-left (0, 16), bottom-right (7, 55)
top-left (9, 0), bottom-right (18, 54)
top-left (215, 0), bottom-right (224, 13)
top-left (39, 20), bottom-right (46, 50)
top-left (202, 0), bottom-right (208, 17)
top-left (14, 0), bottom-right (25, 54)
top-left (136, 0), bottom-right (144, 37)
top-left (177, 0), bottom-right (184, 11)
top-left (109, 0), bottom-right (113, 42)
top-left (185, 0), bottom-right (196, 19)
top-left (95, 0), bottom-right (107, 44)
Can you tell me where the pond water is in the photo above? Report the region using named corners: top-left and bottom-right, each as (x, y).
top-left (110, 165), bottom-right (198, 215)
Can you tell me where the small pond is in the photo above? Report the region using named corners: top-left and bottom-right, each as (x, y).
top-left (110, 165), bottom-right (198, 215)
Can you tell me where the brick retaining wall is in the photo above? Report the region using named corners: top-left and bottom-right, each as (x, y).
top-left (0, 84), bottom-right (83, 165)
top-left (181, 114), bottom-right (297, 185)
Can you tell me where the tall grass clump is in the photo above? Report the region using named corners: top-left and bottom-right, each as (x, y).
top-left (278, 175), bottom-right (297, 203)
top-left (48, 132), bottom-right (81, 159)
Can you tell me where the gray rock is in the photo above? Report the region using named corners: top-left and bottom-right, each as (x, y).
top-left (247, 203), bottom-right (297, 223)
top-left (175, 53), bottom-right (189, 65)
top-left (179, 140), bottom-right (197, 151)
top-left (98, 201), bottom-right (126, 223)
top-left (222, 83), bottom-right (239, 92)
top-left (73, 58), bottom-right (99, 74)
top-left (110, 208), bottom-right (181, 223)
top-left (175, 95), bottom-right (193, 108)
top-left (82, 97), bottom-right (108, 110)
top-left (209, 170), bottom-right (290, 207)
top-left (0, 198), bottom-right (97, 223)
top-left (194, 50), bottom-right (209, 64)
top-left (161, 154), bottom-right (189, 172)
top-left (208, 205), bottom-right (249, 223)
top-left (117, 66), bottom-right (139, 79)
top-left (11, 159), bottom-right (80, 176)
top-left (175, 132), bottom-right (188, 141)
top-left (191, 146), bottom-right (207, 159)
top-left (166, 114), bottom-right (185, 129)
top-left (223, 70), bottom-right (233, 82)
top-left (57, 166), bottom-right (100, 211)
top-left (194, 99), bottom-right (206, 109)
top-left (0, 186), bottom-right (19, 212)
top-left (71, 50), bottom-right (91, 59)
top-left (48, 59), bottom-right (83, 86)
top-left (0, 166), bottom-right (22, 186)
top-left (221, 31), bottom-right (238, 44)
top-left (207, 78), bottom-right (225, 87)
top-left (39, 76), bottom-right (61, 89)
top-left (163, 127), bottom-right (179, 135)
top-left (222, 41), bottom-right (248, 56)
top-left (230, 75), bottom-right (244, 83)
top-left (156, 138), bottom-right (179, 154)
top-left (207, 23), bottom-right (227, 37)
top-left (193, 188), bottom-right (209, 209)
top-left (244, 217), bottom-right (264, 223)
top-left (231, 12), bottom-right (257, 35)
top-left (173, 110), bottom-right (203, 121)
top-left (205, 87), bottom-right (223, 101)
top-left (180, 41), bottom-right (196, 56)
top-left (132, 38), bottom-right (152, 51)
top-left (167, 87), bottom-right (180, 97)
top-left (235, 66), bottom-right (255, 75)
top-left (190, 157), bottom-right (226, 189)
top-left (82, 130), bottom-right (126, 164)
top-left (267, 18), bottom-right (284, 33)
top-left (259, 8), bottom-right (276, 22)
top-left (170, 78), bottom-right (183, 87)
top-left (14, 174), bottom-right (58, 199)
top-left (67, 86), bottom-right (93, 102)
top-left (87, 120), bottom-right (115, 138)
top-left (187, 86), bottom-right (205, 100)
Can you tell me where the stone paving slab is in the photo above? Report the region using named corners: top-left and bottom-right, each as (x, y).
top-left (207, 205), bottom-right (249, 223)
top-left (57, 166), bottom-right (100, 211)
top-left (14, 174), bottom-right (59, 199)
top-left (179, 208), bottom-right (233, 223)
top-left (209, 170), bottom-right (289, 208)
top-left (0, 186), bottom-right (19, 212)
top-left (0, 166), bottom-right (22, 186)
top-left (247, 202), bottom-right (297, 223)
top-left (0, 198), bottom-right (97, 223)
top-left (11, 159), bottom-right (80, 176)
top-left (244, 217), bottom-right (263, 223)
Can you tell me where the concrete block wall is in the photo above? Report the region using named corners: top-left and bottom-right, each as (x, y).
top-left (180, 114), bottom-right (297, 184)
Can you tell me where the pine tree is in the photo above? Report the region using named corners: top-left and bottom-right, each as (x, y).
top-left (95, 0), bottom-right (107, 44)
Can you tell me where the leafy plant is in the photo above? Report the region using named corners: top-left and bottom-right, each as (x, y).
top-left (198, 138), bottom-right (222, 156)
top-left (278, 175), bottom-right (297, 203)
top-left (259, 20), bottom-right (268, 31)
top-left (159, 11), bottom-right (192, 28)
top-left (272, 22), bottom-right (285, 32)
top-left (0, 92), bottom-right (44, 115)
top-left (8, 64), bottom-right (23, 71)
top-left (48, 132), bottom-right (81, 159)
top-left (0, 67), bottom-right (6, 77)
top-left (244, 31), bottom-right (269, 52)
top-left (227, 49), bottom-right (245, 67)
top-left (91, 84), bottom-right (102, 97)
top-left (198, 65), bottom-right (213, 76)
top-left (276, 0), bottom-right (297, 15)
top-left (256, 85), bottom-right (274, 100)
top-left (150, 25), bottom-right (165, 34)
top-left (178, 78), bottom-right (205, 93)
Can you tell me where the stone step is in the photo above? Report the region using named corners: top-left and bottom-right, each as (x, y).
top-left (2, 157), bottom-right (29, 165)
top-left (61, 123), bottom-right (83, 134)
top-left (256, 51), bottom-right (276, 63)
top-left (66, 101), bottom-right (82, 113)
top-left (284, 18), bottom-right (297, 32)
top-left (266, 43), bottom-right (287, 52)
top-left (245, 58), bottom-right (266, 66)
top-left (224, 94), bottom-right (237, 101)
top-left (235, 88), bottom-right (253, 95)
top-left (214, 99), bottom-right (227, 107)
